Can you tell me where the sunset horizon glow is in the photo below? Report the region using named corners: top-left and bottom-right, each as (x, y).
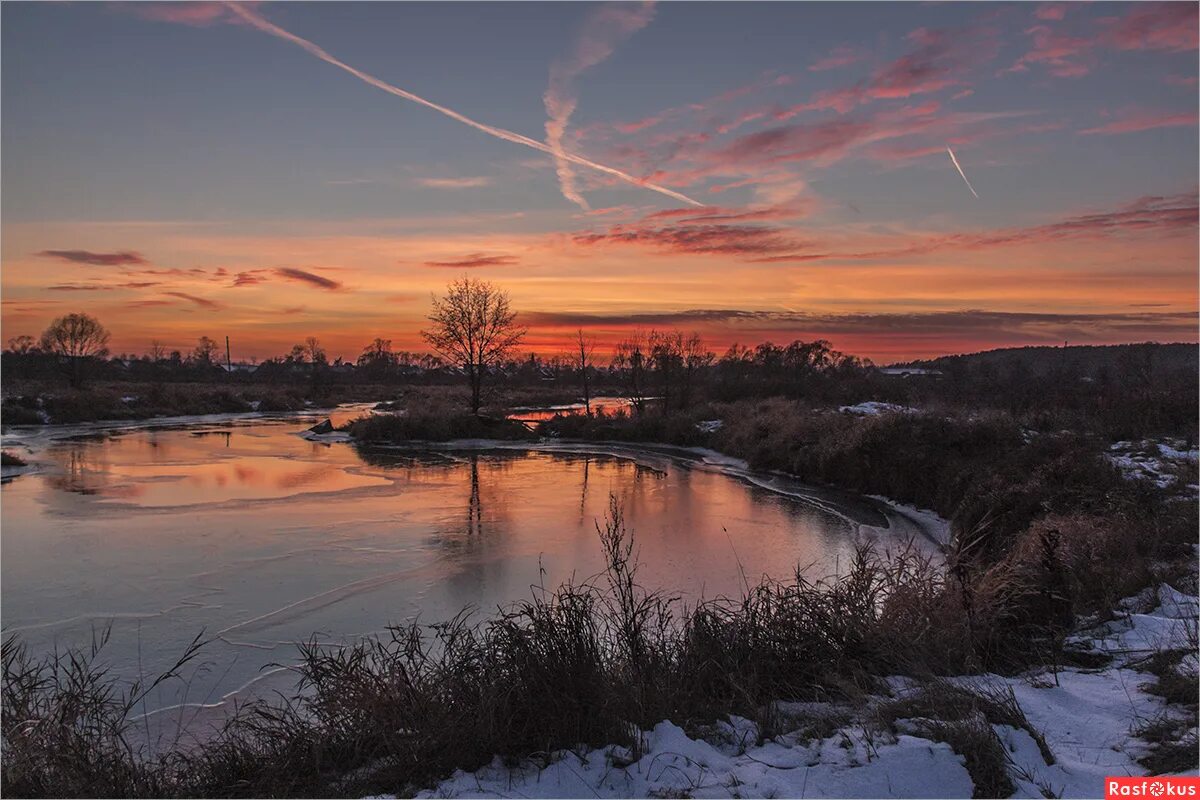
top-left (3, 1), bottom-right (1197, 364)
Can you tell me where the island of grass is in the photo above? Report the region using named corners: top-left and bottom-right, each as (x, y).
top-left (1, 451), bottom-right (27, 467)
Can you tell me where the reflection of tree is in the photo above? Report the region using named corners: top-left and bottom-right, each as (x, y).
top-left (465, 455), bottom-right (483, 537)
top-left (46, 443), bottom-right (110, 495)
top-left (578, 456), bottom-right (590, 525)
top-left (440, 454), bottom-right (517, 546)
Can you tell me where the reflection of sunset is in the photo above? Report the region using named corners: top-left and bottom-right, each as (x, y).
top-left (37, 437), bottom-right (391, 507)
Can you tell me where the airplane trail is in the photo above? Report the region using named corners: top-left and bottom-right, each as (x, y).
top-left (946, 145), bottom-right (979, 199)
top-left (223, 3), bottom-right (702, 207)
top-left (544, 2), bottom-right (656, 209)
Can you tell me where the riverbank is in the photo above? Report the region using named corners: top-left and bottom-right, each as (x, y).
top-left (408, 572), bottom-right (1199, 799)
top-left (2, 405), bottom-right (1196, 797)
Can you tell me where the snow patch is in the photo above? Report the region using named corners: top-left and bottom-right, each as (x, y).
top-left (416, 719), bottom-right (973, 799)
top-left (1107, 439), bottom-right (1198, 492)
top-left (838, 402), bottom-right (914, 416)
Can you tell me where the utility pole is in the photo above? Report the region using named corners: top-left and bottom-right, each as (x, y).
top-left (225, 336), bottom-right (232, 373)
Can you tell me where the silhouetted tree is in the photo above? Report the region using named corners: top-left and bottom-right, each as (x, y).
top-left (192, 336), bottom-right (221, 367)
top-left (649, 330), bottom-right (684, 414)
top-left (6, 335), bottom-right (37, 355)
top-left (39, 313), bottom-right (110, 388)
top-left (358, 337), bottom-right (396, 380)
top-left (680, 332), bottom-right (713, 409)
top-left (422, 278), bottom-right (526, 415)
top-left (613, 331), bottom-right (650, 415)
top-left (572, 329), bottom-right (596, 416)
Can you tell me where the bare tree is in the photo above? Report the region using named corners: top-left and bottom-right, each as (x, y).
top-left (5, 335), bottom-right (37, 355)
top-left (358, 337), bottom-right (396, 379)
top-left (148, 341), bottom-right (166, 362)
top-left (680, 332), bottom-right (714, 409)
top-left (422, 278), bottom-right (527, 415)
top-left (572, 329), bottom-right (596, 416)
top-left (40, 312), bottom-right (110, 388)
top-left (649, 329), bottom-right (683, 414)
top-left (613, 331), bottom-right (649, 416)
top-left (288, 337), bottom-right (327, 389)
top-left (192, 336), bottom-right (221, 367)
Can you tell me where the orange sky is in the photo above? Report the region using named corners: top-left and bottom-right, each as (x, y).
top-left (2, 197), bottom-right (1196, 364)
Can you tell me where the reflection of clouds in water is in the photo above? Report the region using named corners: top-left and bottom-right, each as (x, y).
top-left (4, 413), bottom-right (945, 733)
top-left (34, 431), bottom-right (390, 509)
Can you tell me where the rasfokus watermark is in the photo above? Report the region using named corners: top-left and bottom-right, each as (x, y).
top-left (1106, 777), bottom-right (1200, 798)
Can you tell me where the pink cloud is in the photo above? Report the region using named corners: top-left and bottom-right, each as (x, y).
top-left (571, 193), bottom-right (1197, 266)
top-left (1009, 4), bottom-right (1198, 78)
top-left (614, 113), bottom-right (670, 135)
top-left (867, 26), bottom-right (999, 100)
top-left (1008, 24), bottom-right (1097, 78)
top-left (116, 2), bottom-right (254, 27)
top-left (1104, 2), bottom-right (1198, 52)
top-left (1034, 4), bottom-right (1068, 22)
top-left (1079, 110), bottom-right (1200, 135)
top-left (808, 46), bottom-right (865, 72)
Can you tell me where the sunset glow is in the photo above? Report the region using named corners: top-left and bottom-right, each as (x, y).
top-left (3, 1), bottom-right (1196, 363)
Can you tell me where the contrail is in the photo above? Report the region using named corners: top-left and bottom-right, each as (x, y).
top-left (544, 2), bottom-right (655, 209)
top-left (946, 145), bottom-right (979, 199)
top-left (223, 3), bottom-right (702, 207)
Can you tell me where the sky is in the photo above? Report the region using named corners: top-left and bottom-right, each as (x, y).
top-left (2, 1), bottom-right (1197, 364)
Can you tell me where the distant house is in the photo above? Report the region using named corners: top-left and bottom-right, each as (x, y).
top-left (222, 362), bottom-right (259, 375)
top-left (877, 367), bottom-right (943, 378)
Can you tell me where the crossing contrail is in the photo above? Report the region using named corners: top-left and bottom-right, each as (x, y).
top-left (223, 3), bottom-right (702, 207)
top-left (544, 2), bottom-right (656, 209)
top-left (946, 145), bottom-right (979, 199)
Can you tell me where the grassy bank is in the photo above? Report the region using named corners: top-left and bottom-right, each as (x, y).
top-left (0, 382), bottom-right (410, 426)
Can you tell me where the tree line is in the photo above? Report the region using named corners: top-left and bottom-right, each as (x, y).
top-left (4, 277), bottom-right (1194, 434)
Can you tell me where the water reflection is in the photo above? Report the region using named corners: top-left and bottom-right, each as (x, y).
top-left (1, 413), bottom-right (938, 730)
top-left (33, 431), bottom-right (390, 509)
top-left (506, 396), bottom-right (639, 424)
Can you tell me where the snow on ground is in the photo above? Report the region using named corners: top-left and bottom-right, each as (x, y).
top-left (414, 720), bottom-right (974, 799)
top-left (838, 402), bottom-right (914, 416)
top-left (406, 582), bottom-right (1198, 799)
top-left (867, 496), bottom-right (953, 547)
top-left (1107, 439), bottom-right (1198, 492)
